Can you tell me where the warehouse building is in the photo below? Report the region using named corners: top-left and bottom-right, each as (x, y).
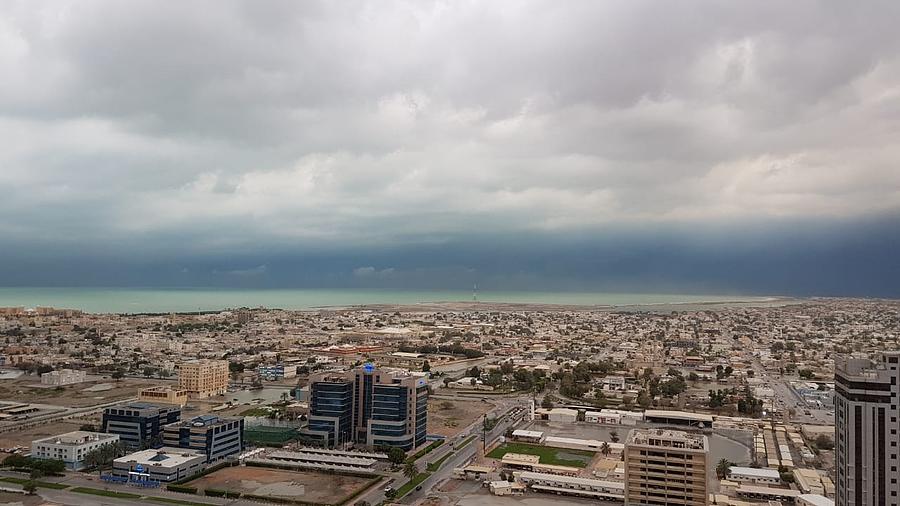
top-left (516, 471), bottom-right (625, 501)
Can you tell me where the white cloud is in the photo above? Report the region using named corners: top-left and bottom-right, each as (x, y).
top-left (0, 0), bottom-right (899, 253)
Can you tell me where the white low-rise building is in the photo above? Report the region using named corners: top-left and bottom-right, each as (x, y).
top-left (511, 429), bottom-right (545, 443)
top-left (600, 409), bottom-right (643, 425)
top-left (601, 376), bottom-right (627, 391)
top-left (586, 411), bottom-right (621, 424)
top-left (516, 471), bottom-right (625, 501)
top-left (31, 431), bottom-right (120, 470)
top-left (798, 494), bottom-right (835, 506)
top-left (727, 466), bottom-right (781, 485)
top-left (548, 408), bottom-right (578, 423)
top-left (489, 480), bottom-right (526, 496)
top-left (545, 436), bottom-right (623, 454)
top-left (113, 448), bottom-right (206, 483)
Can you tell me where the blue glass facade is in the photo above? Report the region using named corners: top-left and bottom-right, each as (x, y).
top-left (303, 366), bottom-right (429, 451)
top-left (304, 379), bottom-right (353, 446)
top-left (161, 415), bottom-right (243, 463)
top-left (102, 403), bottom-right (181, 449)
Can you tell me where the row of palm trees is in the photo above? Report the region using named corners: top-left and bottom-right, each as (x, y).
top-left (82, 440), bottom-right (129, 476)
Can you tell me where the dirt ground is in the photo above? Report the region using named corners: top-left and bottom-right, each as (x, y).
top-left (0, 491), bottom-right (56, 505)
top-left (186, 466), bottom-right (372, 503)
top-left (427, 398), bottom-right (494, 437)
top-left (0, 375), bottom-right (163, 408)
top-left (0, 418), bottom-right (94, 449)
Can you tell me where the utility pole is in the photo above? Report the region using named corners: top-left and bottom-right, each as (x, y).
top-left (482, 413), bottom-right (487, 453)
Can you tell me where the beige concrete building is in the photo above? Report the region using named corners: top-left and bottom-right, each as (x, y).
top-left (138, 385), bottom-right (189, 406)
top-left (178, 360), bottom-right (228, 399)
top-left (40, 368), bottom-right (87, 386)
top-left (624, 428), bottom-right (709, 506)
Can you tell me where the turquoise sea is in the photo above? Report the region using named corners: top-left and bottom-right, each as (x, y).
top-left (0, 287), bottom-right (780, 314)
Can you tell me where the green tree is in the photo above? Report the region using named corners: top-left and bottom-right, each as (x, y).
top-left (716, 458), bottom-right (732, 479)
top-left (541, 395), bottom-right (556, 409)
top-left (404, 461), bottom-right (419, 480)
top-left (610, 430), bottom-right (620, 443)
top-left (386, 447), bottom-right (406, 466)
top-left (814, 434), bottom-right (834, 451)
top-left (637, 390), bottom-right (652, 409)
top-left (421, 360), bottom-right (431, 372)
top-left (600, 442), bottom-right (611, 456)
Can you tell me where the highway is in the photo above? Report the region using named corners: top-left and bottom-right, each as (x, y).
top-left (401, 399), bottom-right (528, 504)
top-left (751, 359), bottom-right (833, 426)
top-left (354, 396), bottom-right (527, 506)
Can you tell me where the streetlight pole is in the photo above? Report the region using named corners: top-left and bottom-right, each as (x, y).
top-left (483, 413), bottom-right (487, 453)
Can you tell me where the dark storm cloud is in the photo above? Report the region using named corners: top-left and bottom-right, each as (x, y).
top-left (1, 1), bottom-right (899, 295)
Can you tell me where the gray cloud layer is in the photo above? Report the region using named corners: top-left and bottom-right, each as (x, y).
top-left (1, 1), bottom-right (899, 292)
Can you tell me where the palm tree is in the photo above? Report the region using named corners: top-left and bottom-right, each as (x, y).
top-left (23, 481), bottom-right (37, 495)
top-left (404, 461), bottom-right (419, 480)
top-left (600, 442), bottom-right (611, 456)
top-left (716, 458), bottom-right (732, 480)
top-left (609, 430), bottom-right (620, 444)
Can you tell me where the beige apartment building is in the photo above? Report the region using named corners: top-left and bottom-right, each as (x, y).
top-left (624, 428), bottom-right (709, 506)
top-left (138, 385), bottom-right (189, 406)
top-left (178, 360), bottom-right (228, 399)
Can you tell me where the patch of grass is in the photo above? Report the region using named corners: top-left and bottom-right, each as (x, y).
top-left (71, 486), bottom-right (142, 499)
top-left (406, 439), bottom-right (444, 463)
top-left (239, 406), bottom-right (275, 417)
top-left (394, 471), bottom-right (430, 499)
top-left (0, 477), bottom-right (69, 489)
top-left (457, 434), bottom-right (478, 449)
top-left (486, 442), bottom-right (594, 468)
top-left (145, 497), bottom-right (217, 506)
top-left (426, 452), bottom-right (452, 472)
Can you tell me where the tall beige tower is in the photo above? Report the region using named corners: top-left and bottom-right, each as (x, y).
top-left (178, 359), bottom-right (228, 399)
top-left (624, 428), bottom-right (709, 506)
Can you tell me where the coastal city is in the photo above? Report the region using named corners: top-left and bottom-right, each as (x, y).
top-left (2, 2), bottom-right (899, 505)
top-left (0, 297), bottom-right (896, 505)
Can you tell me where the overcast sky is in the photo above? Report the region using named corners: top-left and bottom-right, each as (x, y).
top-left (1, 1), bottom-right (899, 296)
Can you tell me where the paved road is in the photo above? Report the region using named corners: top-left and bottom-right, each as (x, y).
top-left (353, 398), bottom-right (527, 506)
top-left (0, 397), bottom-right (138, 434)
top-left (401, 399), bottom-right (529, 504)
top-left (0, 470), bottom-right (249, 506)
top-left (751, 359), bottom-right (833, 426)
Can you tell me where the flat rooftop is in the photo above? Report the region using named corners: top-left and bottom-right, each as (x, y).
top-left (518, 471), bottom-right (624, 489)
top-left (114, 447), bottom-right (204, 467)
top-left (511, 429), bottom-right (544, 438)
top-left (34, 431), bottom-right (119, 446)
top-left (627, 428), bottom-right (708, 451)
top-left (728, 466), bottom-right (780, 479)
top-left (644, 409), bottom-right (714, 422)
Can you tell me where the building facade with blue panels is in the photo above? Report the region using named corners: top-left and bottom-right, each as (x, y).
top-left (161, 415), bottom-right (243, 463)
top-left (301, 365), bottom-right (428, 451)
top-left (101, 403), bottom-right (181, 449)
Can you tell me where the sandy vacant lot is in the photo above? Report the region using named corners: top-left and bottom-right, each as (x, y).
top-left (0, 375), bottom-right (162, 408)
top-left (186, 466), bottom-right (372, 503)
top-left (427, 398), bottom-right (493, 437)
top-left (0, 418), bottom-right (93, 449)
top-left (0, 491), bottom-right (56, 506)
